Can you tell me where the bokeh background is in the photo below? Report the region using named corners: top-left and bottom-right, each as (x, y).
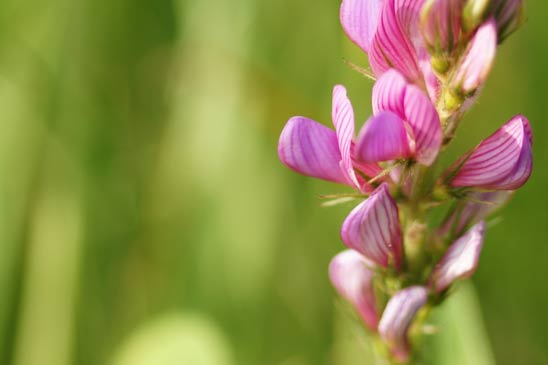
top-left (0, 1), bottom-right (547, 364)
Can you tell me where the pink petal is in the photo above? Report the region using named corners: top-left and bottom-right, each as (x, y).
top-left (403, 84), bottom-right (442, 165)
top-left (394, 0), bottom-right (427, 49)
top-left (278, 117), bottom-right (348, 185)
top-left (340, 0), bottom-right (384, 54)
top-left (329, 250), bottom-right (379, 330)
top-left (378, 286), bottom-right (428, 362)
top-left (341, 183), bottom-right (403, 269)
top-left (372, 69), bottom-right (407, 116)
top-left (356, 111), bottom-right (413, 163)
top-left (452, 18), bottom-right (497, 94)
top-left (418, 47), bottom-right (441, 102)
top-left (450, 115), bottom-right (533, 190)
top-left (369, 0), bottom-right (422, 81)
top-left (332, 85), bottom-right (361, 189)
top-left (431, 221), bottom-right (486, 293)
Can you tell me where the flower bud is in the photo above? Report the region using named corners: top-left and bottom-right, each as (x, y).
top-left (378, 286), bottom-right (428, 362)
top-left (451, 18), bottom-right (497, 95)
top-left (421, 0), bottom-right (464, 56)
top-left (463, 0), bottom-right (490, 31)
top-left (329, 250), bottom-right (379, 330)
top-left (440, 191), bottom-right (513, 236)
top-left (492, 0), bottom-right (524, 41)
top-left (341, 183), bottom-right (403, 270)
top-left (430, 221), bottom-right (486, 293)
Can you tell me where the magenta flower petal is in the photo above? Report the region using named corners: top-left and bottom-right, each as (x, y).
top-left (340, 0), bottom-right (384, 54)
top-left (403, 84), bottom-right (442, 165)
top-left (341, 183), bottom-right (403, 269)
top-left (369, 0), bottom-right (422, 81)
top-left (329, 250), bottom-right (379, 330)
top-left (452, 18), bottom-right (497, 94)
top-left (278, 116), bottom-right (348, 185)
top-left (378, 286), bottom-right (428, 362)
top-left (372, 69), bottom-right (442, 165)
top-left (356, 111), bottom-right (413, 163)
top-left (332, 85), bottom-right (361, 189)
top-left (450, 115), bottom-right (533, 190)
top-left (417, 46), bottom-right (441, 102)
top-left (431, 221), bottom-right (486, 293)
top-left (372, 69), bottom-right (407, 116)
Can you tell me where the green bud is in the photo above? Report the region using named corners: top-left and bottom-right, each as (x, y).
top-left (463, 0), bottom-right (490, 32)
top-left (431, 56), bottom-right (449, 75)
top-left (444, 90), bottom-right (463, 112)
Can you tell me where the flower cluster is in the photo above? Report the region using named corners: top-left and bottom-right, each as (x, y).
top-left (278, 0), bottom-right (530, 362)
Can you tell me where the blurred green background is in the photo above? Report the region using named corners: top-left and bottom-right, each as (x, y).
top-left (0, 1), bottom-right (547, 364)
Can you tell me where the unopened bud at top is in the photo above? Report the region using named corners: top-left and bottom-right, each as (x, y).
top-left (492, 0), bottom-right (524, 41)
top-left (421, 0), bottom-right (464, 58)
top-left (450, 18), bottom-right (497, 95)
top-left (463, 0), bottom-right (490, 31)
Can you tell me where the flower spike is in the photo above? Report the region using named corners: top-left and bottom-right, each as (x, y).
top-left (341, 183), bottom-right (403, 270)
top-left (329, 250), bottom-right (379, 330)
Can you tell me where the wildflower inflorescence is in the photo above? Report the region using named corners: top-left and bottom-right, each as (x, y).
top-left (278, 0), bottom-right (531, 362)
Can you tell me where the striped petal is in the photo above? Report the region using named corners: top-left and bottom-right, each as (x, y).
top-left (278, 117), bottom-right (348, 185)
top-left (340, 0), bottom-right (384, 54)
top-left (369, 0), bottom-right (422, 81)
top-left (356, 111), bottom-right (413, 163)
top-left (329, 250), bottom-right (379, 330)
top-left (403, 84), bottom-right (442, 165)
top-left (372, 69), bottom-right (407, 116)
top-left (332, 85), bottom-right (361, 189)
top-left (341, 183), bottom-right (403, 269)
top-left (372, 69), bottom-right (442, 165)
top-left (431, 221), bottom-right (486, 293)
top-left (378, 286), bottom-right (428, 362)
top-left (452, 18), bottom-right (497, 95)
top-left (450, 115), bottom-right (533, 190)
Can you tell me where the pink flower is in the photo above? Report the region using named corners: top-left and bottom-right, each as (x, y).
top-left (278, 85), bottom-right (382, 193)
top-left (448, 115), bottom-right (533, 190)
top-left (430, 221), bottom-right (486, 292)
top-left (356, 69), bottom-right (442, 165)
top-left (340, 0), bottom-right (439, 100)
top-left (329, 250), bottom-right (379, 330)
top-left (341, 183), bottom-right (403, 270)
top-left (378, 286), bottom-right (428, 362)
